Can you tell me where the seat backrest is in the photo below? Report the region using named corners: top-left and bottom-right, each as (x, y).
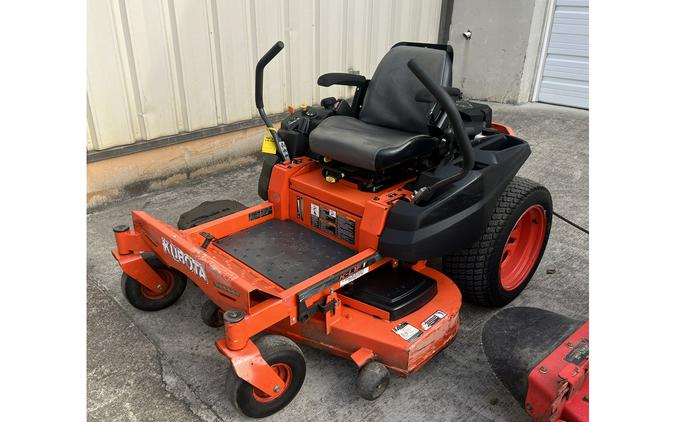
top-left (359, 44), bottom-right (452, 135)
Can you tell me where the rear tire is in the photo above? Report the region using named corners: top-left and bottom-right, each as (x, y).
top-left (442, 177), bottom-right (552, 307)
top-left (225, 335), bottom-right (306, 418)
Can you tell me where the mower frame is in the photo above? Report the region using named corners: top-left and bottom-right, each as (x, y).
top-left (113, 147), bottom-right (516, 395)
top-left (112, 122), bottom-right (513, 398)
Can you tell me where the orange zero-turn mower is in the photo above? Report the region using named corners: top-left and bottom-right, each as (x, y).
top-left (112, 41), bottom-right (553, 418)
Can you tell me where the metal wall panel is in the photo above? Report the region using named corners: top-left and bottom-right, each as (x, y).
top-left (123, 0), bottom-right (182, 139)
top-left (213, 0), bottom-right (255, 123)
top-left (87, 0), bottom-right (137, 150)
top-left (536, 0), bottom-right (589, 109)
top-left (87, 0), bottom-right (442, 151)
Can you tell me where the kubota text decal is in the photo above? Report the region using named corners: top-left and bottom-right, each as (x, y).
top-left (162, 237), bottom-right (208, 282)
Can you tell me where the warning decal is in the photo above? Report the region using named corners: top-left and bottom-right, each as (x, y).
top-left (421, 310), bottom-right (447, 331)
top-left (339, 266), bottom-right (369, 287)
top-left (392, 322), bottom-right (422, 343)
top-left (564, 338), bottom-right (589, 365)
top-left (309, 202), bottom-right (356, 244)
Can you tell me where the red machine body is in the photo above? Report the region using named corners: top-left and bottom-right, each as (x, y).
top-left (482, 307), bottom-right (588, 422)
top-left (525, 322), bottom-right (589, 422)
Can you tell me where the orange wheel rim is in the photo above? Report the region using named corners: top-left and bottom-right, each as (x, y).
top-left (140, 269), bottom-right (174, 300)
top-left (499, 205), bottom-right (547, 291)
top-left (252, 363), bottom-right (293, 403)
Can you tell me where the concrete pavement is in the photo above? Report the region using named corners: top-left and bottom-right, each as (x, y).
top-left (87, 102), bottom-right (588, 421)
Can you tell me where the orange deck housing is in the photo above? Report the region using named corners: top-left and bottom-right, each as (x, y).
top-left (112, 156), bottom-right (463, 397)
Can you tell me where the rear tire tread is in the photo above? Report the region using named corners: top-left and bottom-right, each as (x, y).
top-left (442, 176), bottom-right (552, 307)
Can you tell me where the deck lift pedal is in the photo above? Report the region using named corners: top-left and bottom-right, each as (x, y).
top-left (112, 40), bottom-right (554, 418)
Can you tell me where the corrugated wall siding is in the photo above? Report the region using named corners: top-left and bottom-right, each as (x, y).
top-left (536, 0), bottom-right (588, 109)
top-left (87, 0), bottom-right (442, 151)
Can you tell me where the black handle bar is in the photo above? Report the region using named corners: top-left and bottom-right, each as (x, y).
top-left (254, 41), bottom-right (290, 162)
top-left (407, 59), bottom-right (475, 204)
top-left (255, 41), bottom-right (284, 109)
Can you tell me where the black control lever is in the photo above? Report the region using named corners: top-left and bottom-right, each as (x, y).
top-left (407, 59), bottom-right (475, 204)
top-left (255, 41), bottom-right (290, 162)
top-left (255, 41), bottom-right (284, 109)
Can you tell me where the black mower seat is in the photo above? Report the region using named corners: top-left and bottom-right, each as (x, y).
top-left (309, 116), bottom-right (437, 171)
top-left (309, 43), bottom-right (452, 172)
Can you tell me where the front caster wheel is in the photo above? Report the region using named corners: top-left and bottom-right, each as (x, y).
top-left (225, 335), bottom-right (306, 418)
top-left (442, 176), bottom-right (553, 307)
top-left (356, 361), bottom-right (390, 400)
top-left (200, 299), bottom-right (223, 327)
top-left (121, 266), bottom-right (187, 312)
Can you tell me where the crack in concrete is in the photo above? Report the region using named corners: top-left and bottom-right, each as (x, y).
top-left (90, 277), bottom-right (225, 422)
top-left (158, 352), bottom-right (223, 422)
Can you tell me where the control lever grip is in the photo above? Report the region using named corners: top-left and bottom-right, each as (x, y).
top-left (255, 41), bottom-right (284, 109)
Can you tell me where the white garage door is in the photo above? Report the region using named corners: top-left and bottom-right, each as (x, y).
top-left (535, 0), bottom-right (589, 109)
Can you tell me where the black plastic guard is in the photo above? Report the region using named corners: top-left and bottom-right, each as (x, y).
top-left (379, 135), bottom-right (530, 261)
top-left (340, 265), bottom-right (437, 321)
top-left (481, 307), bottom-right (584, 404)
top-left (258, 153), bottom-right (280, 200)
top-left (176, 200), bottom-right (246, 230)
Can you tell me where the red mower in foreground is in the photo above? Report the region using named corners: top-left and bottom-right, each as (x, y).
top-left (112, 41), bottom-right (553, 417)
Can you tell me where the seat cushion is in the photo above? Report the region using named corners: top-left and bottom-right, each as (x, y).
top-left (309, 116), bottom-right (437, 171)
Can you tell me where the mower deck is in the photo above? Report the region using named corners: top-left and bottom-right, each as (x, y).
top-left (112, 157), bottom-right (464, 379)
top-left (214, 219), bottom-right (355, 289)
